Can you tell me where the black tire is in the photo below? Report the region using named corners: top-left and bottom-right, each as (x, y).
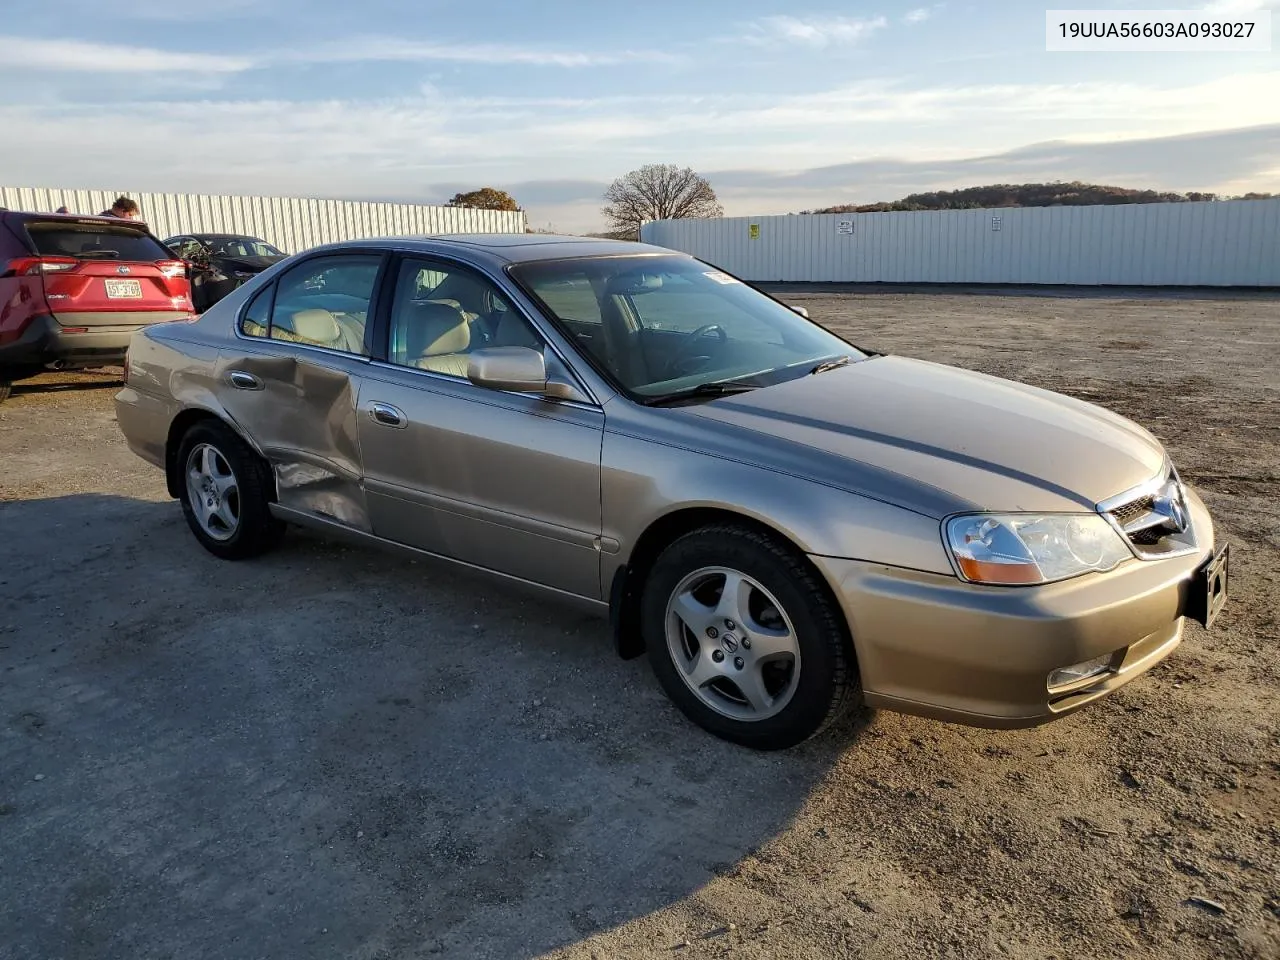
top-left (642, 523), bottom-right (861, 750)
top-left (175, 419), bottom-right (284, 560)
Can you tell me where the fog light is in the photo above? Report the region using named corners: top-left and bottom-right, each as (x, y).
top-left (1047, 654), bottom-right (1113, 691)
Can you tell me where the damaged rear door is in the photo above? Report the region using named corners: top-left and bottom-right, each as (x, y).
top-left (214, 252), bottom-right (389, 532)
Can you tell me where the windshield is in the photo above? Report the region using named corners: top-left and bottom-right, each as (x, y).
top-left (207, 237), bottom-right (283, 258)
top-left (509, 254), bottom-right (864, 399)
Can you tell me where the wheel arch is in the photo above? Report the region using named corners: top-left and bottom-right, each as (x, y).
top-left (164, 406), bottom-right (270, 500)
top-left (609, 505), bottom-right (853, 662)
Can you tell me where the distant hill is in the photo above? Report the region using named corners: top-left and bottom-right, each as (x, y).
top-left (800, 182), bottom-right (1275, 214)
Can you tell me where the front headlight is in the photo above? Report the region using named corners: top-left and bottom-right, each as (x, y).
top-left (945, 513), bottom-right (1131, 586)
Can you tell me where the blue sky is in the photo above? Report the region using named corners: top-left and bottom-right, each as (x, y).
top-left (2, 0), bottom-right (1277, 231)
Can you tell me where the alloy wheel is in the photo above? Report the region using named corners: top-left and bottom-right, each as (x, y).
top-left (664, 565), bottom-right (802, 722)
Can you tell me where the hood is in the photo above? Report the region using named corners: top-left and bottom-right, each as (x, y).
top-left (677, 355), bottom-right (1166, 516)
top-left (215, 255), bottom-right (285, 273)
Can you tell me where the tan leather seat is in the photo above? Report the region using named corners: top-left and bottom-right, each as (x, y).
top-left (273, 307), bottom-right (341, 348)
top-left (275, 307), bottom-right (366, 353)
top-left (292, 308), bottom-right (342, 344)
top-left (398, 301), bottom-right (472, 377)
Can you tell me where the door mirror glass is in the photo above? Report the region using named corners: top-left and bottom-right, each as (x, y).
top-left (467, 346), bottom-right (549, 393)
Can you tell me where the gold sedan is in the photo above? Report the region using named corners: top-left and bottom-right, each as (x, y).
top-left (114, 235), bottom-right (1230, 749)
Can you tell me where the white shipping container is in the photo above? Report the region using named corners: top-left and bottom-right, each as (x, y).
top-left (640, 199), bottom-right (1280, 287)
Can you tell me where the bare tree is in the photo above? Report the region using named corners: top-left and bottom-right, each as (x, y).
top-left (601, 164), bottom-right (723, 238)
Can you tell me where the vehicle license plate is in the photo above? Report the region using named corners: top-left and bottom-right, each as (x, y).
top-left (105, 279), bottom-right (143, 299)
top-left (1186, 542), bottom-right (1229, 629)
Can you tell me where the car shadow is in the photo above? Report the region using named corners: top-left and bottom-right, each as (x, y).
top-left (10, 370), bottom-right (123, 396)
top-left (0, 493), bottom-right (864, 960)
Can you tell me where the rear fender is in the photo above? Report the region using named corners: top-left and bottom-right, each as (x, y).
top-left (122, 329), bottom-right (269, 495)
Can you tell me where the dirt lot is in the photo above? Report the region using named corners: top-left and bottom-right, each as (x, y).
top-left (1, 290), bottom-right (1277, 960)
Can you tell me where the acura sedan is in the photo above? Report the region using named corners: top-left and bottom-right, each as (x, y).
top-left (114, 235), bottom-right (1229, 749)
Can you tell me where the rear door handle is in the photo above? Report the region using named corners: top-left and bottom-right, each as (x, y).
top-left (368, 402), bottom-right (407, 428)
top-left (228, 370), bottom-right (263, 390)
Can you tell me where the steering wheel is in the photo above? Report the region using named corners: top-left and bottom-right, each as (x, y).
top-left (667, 324), bottom-right (727, 375)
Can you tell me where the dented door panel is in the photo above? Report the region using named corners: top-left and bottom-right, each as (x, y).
top-left (358, 364), bottom-right (605, 599)
top-left (213, 344), bottom-right (371, 531)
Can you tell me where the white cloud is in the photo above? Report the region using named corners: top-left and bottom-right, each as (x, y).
top-left (904, 7), bottom-right (935, 24)
top-left (1, 72), bottom-right (1277, 231)
top-left (0, 34), bottom-right (673, 75)
top-left (736, 15), bottom-right (889, 47)
top-left (293, 38), bottom-right (675, 68)
top-left (0, 36), bottom-right (251, 73)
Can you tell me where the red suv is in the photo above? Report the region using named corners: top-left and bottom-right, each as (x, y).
top-left (0, 209), bottom-right (196, 402)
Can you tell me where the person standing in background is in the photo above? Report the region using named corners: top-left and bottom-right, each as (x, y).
top-left (99, 196), bottom-right (141, 220)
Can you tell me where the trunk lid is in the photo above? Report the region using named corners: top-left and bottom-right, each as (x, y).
top-left (216, 254), bottom-right (284, 273)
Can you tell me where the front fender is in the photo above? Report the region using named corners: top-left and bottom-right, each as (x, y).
top-left (601, 428), bottom-right (952, 582)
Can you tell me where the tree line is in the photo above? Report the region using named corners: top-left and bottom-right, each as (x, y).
top-left (800, 182), bottom-right (1275, 214)
top-left (445, 172), bottom-right (1275, 236)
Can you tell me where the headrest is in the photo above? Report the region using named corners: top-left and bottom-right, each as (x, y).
top-left (291, 308), bottom-right (340, 343)
top-left (403, 301), bottom-right (470, 357)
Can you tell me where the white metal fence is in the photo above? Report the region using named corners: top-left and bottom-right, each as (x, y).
top-left (640, 198), bottom-right (1280, 287)
top-left (0, 186), bottom-right (526, 254)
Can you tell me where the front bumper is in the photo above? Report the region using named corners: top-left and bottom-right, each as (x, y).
top-left (811, 486), bottom-right (1216, 728)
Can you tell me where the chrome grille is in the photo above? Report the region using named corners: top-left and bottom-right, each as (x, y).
top-left (1100, 467), bottom-right (1198, 559)
top-left (1109, 496), bottom-right (1153, 529)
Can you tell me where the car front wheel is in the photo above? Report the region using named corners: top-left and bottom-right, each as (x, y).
top-left (642, 524), bottom-right (861, 750)
top-left (176, 420), bottom-right (284, 560)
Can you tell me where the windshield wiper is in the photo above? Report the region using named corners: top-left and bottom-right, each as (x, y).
top-left (640, 380), bottom-right (761, 406)
top-left (809, 355), bottom-right (855, 375)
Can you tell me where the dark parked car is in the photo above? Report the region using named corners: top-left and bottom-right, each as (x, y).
top-left (163, 233), bottom-right (288, 312)
top-left (0, 209), bottom-right (195, 402)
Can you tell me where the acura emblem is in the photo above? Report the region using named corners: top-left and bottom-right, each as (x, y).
top-left (116, 265), bottom-right (131, 275)
top-left (721, 634), bottom-right (739, 654)
top-left (1152, 482), bottom-right (1189, 534)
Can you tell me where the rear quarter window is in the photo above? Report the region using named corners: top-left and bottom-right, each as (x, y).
top-left (24, 221), bottom-right (172, 262)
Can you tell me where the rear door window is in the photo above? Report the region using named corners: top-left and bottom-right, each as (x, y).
top-left (266, 254), bottom-right (381, 355)
top-left (24, 221), bottom-right (173, 263)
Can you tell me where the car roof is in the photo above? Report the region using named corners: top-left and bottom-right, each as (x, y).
top-left (168, 232), bottom-right (267, 241)
top-left (191, 232), bottom-right (265, 239)
top-left (2, 209), bottom-right (149, 227)
top-left (300, 233), bottom-right (682, 266)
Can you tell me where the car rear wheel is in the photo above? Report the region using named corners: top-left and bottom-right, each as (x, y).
top-left (176, 420), bottom-right (284, 560)
top-left (641, 524), bottom-right (861, 750)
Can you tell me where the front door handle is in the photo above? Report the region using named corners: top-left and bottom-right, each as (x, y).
top-left (228, 370), bottom-right (263, 390)
top-left (368, 402), bottom-right (407, 428)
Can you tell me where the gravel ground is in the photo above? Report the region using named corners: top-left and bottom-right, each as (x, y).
top-left (1, 289), bottom-right (1277, 960)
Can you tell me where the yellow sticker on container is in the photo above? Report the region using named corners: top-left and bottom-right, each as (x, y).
top-left (748, 223), bottom-right (760, 239)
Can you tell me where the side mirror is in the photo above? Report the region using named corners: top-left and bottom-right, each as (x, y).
top-left (467, 346), bottom-right (579, 400)
top-left (790, 305), bottom-right (809, 318)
